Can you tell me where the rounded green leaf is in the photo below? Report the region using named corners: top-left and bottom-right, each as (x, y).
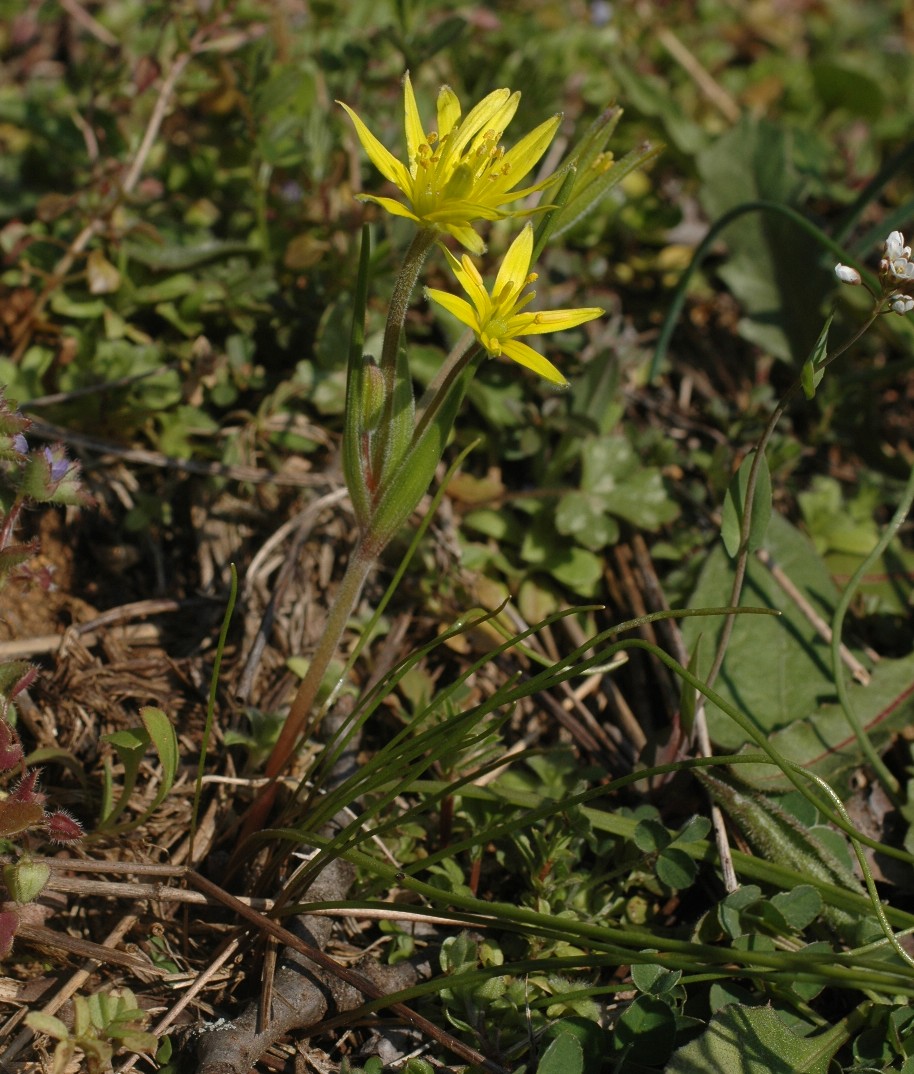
top-left (536, 1032), bottom-right (583, 1074)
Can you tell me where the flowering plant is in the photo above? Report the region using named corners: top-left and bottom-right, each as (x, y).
top-left (241, 74), bottom-right (658, 835)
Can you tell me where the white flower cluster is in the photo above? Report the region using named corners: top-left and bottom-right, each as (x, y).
top-left (835, 231), bottom-right (914, 315)
top-left (881, 231), bottom-right (914, 282)
top-left (880, 231), bottom-right (914, 315)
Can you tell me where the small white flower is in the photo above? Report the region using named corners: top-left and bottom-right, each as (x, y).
top-left (889, 293), bottom-right (914, 315)
top-left (834, 263), bottom-right (861, 285)
top-left (885, 231), bottom-right (911, 261)
top-left (882, 230), bottom-right (914, 281)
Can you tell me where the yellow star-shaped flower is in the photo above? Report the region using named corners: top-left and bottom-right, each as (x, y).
top-left (426, 224), bottom-right (603, 385)
top-left (339, 73), bottom-right (561, 254)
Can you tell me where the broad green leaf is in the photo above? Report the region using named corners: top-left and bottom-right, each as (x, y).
top-left (141, 706), bottom-right (179, 792)
top-left (132, 273), bottom-right (198, 304)
top-left (541, 1017), bottom-right (604, 1073)
top-left (536, 1032), bottom-right (583, 1074)
top-left (720, 451), bottom-right (772, 558)
top-left (668, 1004), bottom-right (839, 1074)
top-left (682, 514), bottom-right (914, 791)
top-left (789, 942), bottom-right (832, 1001)
top-left (566, 435), bottom-right (679, 539)
top-left (632, 962), bottom-right (682, 996)
top-left (697, 118), bottom-right (832, 364)
top-left (718, 885), bottom-right (764, 939)
top-left (633, 818), bottom-right (671, 853)
top-left (98, 707), bottom-right (177, 831)
top-left (811, 60), bottom-right (885, 119)
top-left (48, 293), bottom-right (106, 318)
top-left (656, 847), bottom-right (698, 890)
top-left (122, 239), bottom-right (255, 270)
top-left (612, 995), bottom-right (678, 1066)
top-left (24, 1011), bottom-right (70, 1041)
top-left (3, 859), bottom-right (50, 903)
top-left (548, 546), bottom-right (604, 596)
top-left (798, 475), bottom-right (879, 556)
top-left (771, 886), bottom-right (823, 931)
top-left (555, 490), bottom-right (619, 550)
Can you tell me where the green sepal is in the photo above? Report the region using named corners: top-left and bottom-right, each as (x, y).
top-left (342, 225), bottom-right (374, 530)
top-left (368, 350), bottom-right (481, 548)
top-left (800, 313), bottom-right (832, 400)
top-left (372, 333), bottom-right (416, 491)
top-left (548, 105), bottom-right (664, 239)
top-left (532, 165), bottom-right (579, 265)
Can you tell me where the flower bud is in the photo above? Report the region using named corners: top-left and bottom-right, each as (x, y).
top-left (3, 858), bottom-right (50, 904)
top-left (834, 263), bottom-right (861, 285)
top-left (361, 358), bottom-right (386, 431)
top-left (889, 293), bottom-right (914, 315)
top-left (45, 809), bottom-right (84, 844)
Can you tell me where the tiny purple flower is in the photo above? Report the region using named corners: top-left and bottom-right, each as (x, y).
top-left (42, 446), bottom-right (71, 484)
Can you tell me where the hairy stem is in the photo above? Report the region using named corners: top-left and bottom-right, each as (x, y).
top-left (240, 542), bottom-right (377, 840)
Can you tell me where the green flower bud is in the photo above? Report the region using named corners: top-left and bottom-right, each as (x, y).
top-left (3, 857), bottom-right (50, 904)
top-left (361, 358), bottom-right (386, 431)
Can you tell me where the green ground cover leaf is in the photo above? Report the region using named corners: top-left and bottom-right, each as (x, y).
top-left (668, 1005), bottom-right (840, 1074)
top-left (535, 1032), bottom-right (583, 1074)
top-left (697, 118), bottom-right (833, 364)
top-left (683, 513), bottom-right (914, 789)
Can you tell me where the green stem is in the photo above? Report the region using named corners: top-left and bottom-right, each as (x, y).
top-left (369, 226), bottom-right (439, 494)
top-left (239, 539), bottom-right (377, 840)
top-left (829, 458), bottom-right (914, 803)
top-left (240, 230), bottom-right (440, 842)
top-left (379, 226), bottom-right (437, 381)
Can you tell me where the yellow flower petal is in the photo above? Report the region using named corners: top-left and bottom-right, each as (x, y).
top-left (425, 288), bottom-right (477, 330)
top-left (494, 224), bottom-right (534, 302)
top-left (422, 200), bottom-right (504, 225)
top-left (489, 115), bottom-right (562, 198)
top-left (446, 250), bottom-right (489, 315)
top-left (337, 102), bottom-right (412, 191)
top-left (357, 195), bottom-right (422, 224)
top-left (515, 308), bottom-right (605, 334)
top-left (445, 224), bottom-right (486, 255)
top-left (501, 339), bottom-right (567, 385)
top-left (449, 88), bottom-right (514, 158)
top-left (436, 84), bottom-right (461, 139)
top-left (403, 72), bottom-right (425, 172)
